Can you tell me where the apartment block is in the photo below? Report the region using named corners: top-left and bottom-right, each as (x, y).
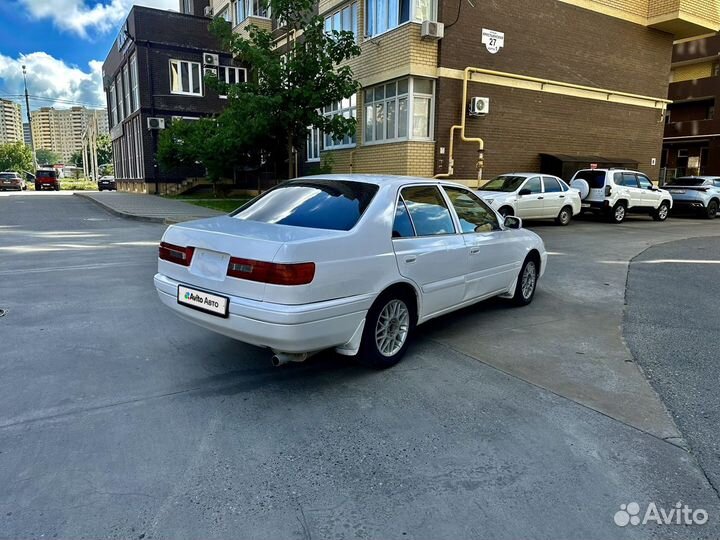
top-left (212, 0), bottom-right (719, 186)
top-left (0, 99), bottom-right (23, 145)
top-left (30, 107), bottom-right (109, 163)
top-left (662, 33), bottom-right (720, 179)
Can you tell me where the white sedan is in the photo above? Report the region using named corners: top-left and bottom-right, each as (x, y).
top-left (476, 173), bottom-right (582, 225)
top-left (154, 175), bottom-right (547, 368)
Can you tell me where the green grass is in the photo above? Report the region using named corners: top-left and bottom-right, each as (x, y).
top-left (59, 178), bottom-right (98, 191)
top-left (179, 198), bottom-right (250, 213)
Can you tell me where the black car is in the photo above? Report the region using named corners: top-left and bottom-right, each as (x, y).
top-left (98, 176), bottom-right (117, 191)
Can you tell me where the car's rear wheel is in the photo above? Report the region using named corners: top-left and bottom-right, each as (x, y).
top-left (511, 256), bottom-right (539, 306)
top-left (705, 200), bottom-right (718, 220)
top-left (652, 202), bottom-right (669, 221)
top-left (609, 202), bottom-right (626, 223)
top-left (555, 205), bottom-right (573, 226)
top-left (358, 291), bottom-right (416, 369)
top-left (35, 183), bottom-right (40, 191)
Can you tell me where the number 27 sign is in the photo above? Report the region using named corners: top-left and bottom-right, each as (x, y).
top-left (482, 29), bottom-right (505, 54)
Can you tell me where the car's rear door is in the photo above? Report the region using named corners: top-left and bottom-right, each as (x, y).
top-left (391, 185), bottom-right (467, 317)
top-left (541, 176), bottom-right (566, 218)
top-left (515, 176), bottom-right (544, 218)
top-left (442, 186), bottom-right (523, 299)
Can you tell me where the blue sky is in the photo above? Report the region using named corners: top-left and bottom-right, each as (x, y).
top-left (0, 0), bottom-right (176, 117)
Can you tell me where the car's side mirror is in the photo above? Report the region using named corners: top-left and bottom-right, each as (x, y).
top-left (504, 215), bottom-right (522, 229)
top-left (518, 188), bottom-right (531, 196)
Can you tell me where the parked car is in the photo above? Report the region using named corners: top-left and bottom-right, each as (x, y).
top-left (34, 169), bottom-right (60, 191)
top-left (154, 175), bottom-right (547, 368)
top-left (664, 176), bottom-right (720, 219)
top-left (570, 169), bottom-right (672, 223)
top-left (0, 171), bottom-right (27, 191)
top-left (98, 175), bottom-right (117, 191)
top-left (476, 173), bottom-right (582, 225)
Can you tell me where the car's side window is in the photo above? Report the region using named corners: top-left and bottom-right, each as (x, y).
top-left (443, 186), bottom-right (501, 233)
top-left (714, 180), bottom-right (720, 188)
top-left (637, 175), bottom-right (653, 189)
top-left (524, 177), bottom-right (542, 194)
top-left (621, 173), bottom-right (639, 187)
top-left (543, 177), bottom-right (563, 193)
top-left (400, 186), bottom-right (456, 236)
top-left (392, 197), bottom-right (416, 238)
top-left (613, 172), bottom-right (623, 184)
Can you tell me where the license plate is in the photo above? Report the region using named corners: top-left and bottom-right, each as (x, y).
top-left (177, 285), bottom-right (229, 318)
top-left (581, 203), bottom-right (590, 208)
top-left (671, 189), bottom-right (685, 194)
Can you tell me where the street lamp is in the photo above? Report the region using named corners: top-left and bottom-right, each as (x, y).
top-left (22, 64), bottom-right (38, 171)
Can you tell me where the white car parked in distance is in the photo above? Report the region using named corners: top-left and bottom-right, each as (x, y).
top-left (475, 173), bottom-right (582, 225)
top-left (154, 175), bottom-right (547, 368)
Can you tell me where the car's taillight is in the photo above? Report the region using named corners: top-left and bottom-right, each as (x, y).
top-left (227, 257), bottom-right (315, 285)
top-left (159, 242), bottom-right (194, 266)
top-left (605, 185), bottom-right (612, 197)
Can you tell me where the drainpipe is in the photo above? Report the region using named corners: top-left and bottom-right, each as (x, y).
top-left (435, 67), bottom-right (486, 182)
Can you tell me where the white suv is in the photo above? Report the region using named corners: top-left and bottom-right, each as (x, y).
top-left (570, 169), bottom-right (673, 223)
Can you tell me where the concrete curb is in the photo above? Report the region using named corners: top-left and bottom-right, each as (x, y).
top-left (73, 192), bottom-right (197, 224)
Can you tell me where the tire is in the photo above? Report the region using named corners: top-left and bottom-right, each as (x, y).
top-left (511, 256), bottom-right (539, 306)
top-left (609, 202), bottom-right (626, 224)
top-left (705, 200), bottom-right (718, 220)
top-left (35, 183), bottom-right (40, 191)
top-left (22, 185), bottom-right (27, 191)
top-left (54, 184), bottom-right (60, 191)
top-left (652, 201), bottom-right (669, 222)
top-left (498, 206), bottom-right (514, 218)
top-left (555, 205), bottom-right (573, 226)
top-left (357, 290), bottom-right (416, 369)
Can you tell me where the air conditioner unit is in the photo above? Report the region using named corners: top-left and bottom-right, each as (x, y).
top-left (204, 5), bottom-right (213, 16)
top-left (468, 97), bottom-right (490, 116)
top-left (204, 67), bottom-right (218, 77)
top-left (203, 52), bottom-right (219, 66)
top-left (420, 20), bottom-right (444, 40)
top-left (147, 117), bottom-right (166, 130)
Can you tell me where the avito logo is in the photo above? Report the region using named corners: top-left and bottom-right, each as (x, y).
top-left (614, 502), bottom-right (708, 527)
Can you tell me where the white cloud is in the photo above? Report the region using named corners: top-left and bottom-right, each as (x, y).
top-left (18, 0), bottom-right (178, 38)
top-left (0, 52), bottom-right (105, 113)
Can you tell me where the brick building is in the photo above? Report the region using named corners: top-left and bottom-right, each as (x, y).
top-left (212, 0), bottom-right (719, 186)
top-left (102, 3), bottom-right (245, 194)
top-left (662, 33), bottom-right (720, 180)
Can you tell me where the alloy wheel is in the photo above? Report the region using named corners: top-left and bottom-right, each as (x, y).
top-left (521, 261), bottom-right (537, 300)
top-left (375, 299), bottom-right (410, 357)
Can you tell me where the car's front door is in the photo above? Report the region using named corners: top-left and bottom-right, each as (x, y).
top-left (541, 176), bottom-right (566, 218)
top-left (620, 172), bottom-right (644, 208)
top-left (392, 185), bottom-right (467, 318)
top-left (515, 176), bottom-right (544, 218)
top-left (443, 186), bottom-right (524, 299)
top-left (636, 174), bottom-right (659, 207)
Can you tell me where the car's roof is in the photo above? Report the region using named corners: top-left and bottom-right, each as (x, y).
top-left (675, 175), bottom-right (720, 180)
top-left (0, 171), bottom-right (20, 175)
top-left (293, 173), bottom-right (470, 189)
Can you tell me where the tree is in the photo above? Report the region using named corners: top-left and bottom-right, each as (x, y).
top-left (0, 141), bottom-right (33, 173)
top-left (70, 150), bottom-right (84, 168)
top-left (158, 0), bottom-right (361, 180)
top-left (36, 148), bottom-right (61, 166)
top-left (97, 134), bottom-right (112, 167)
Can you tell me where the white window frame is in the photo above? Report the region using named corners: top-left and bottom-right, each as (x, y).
top-left (169, 59), bottom-right (203, 97)
top-left (323, 95), bottom-right (357, 150)
top-left (130, 53), bottom-right (140, 112)
top-left (307, 126), bottom-right (321, 162)
top-left (235, 0), bottom-right (270, 23)
top-left (122, 63), bottom-right (131, 118)
top-left (365, 0), bottom-right (435, 38)
top-left (109, 84), bottom-right (117, 127)
top-left (324, 2), bottom-right (358, 39)
top-left (364, 77), bottom-right (434, 146)
top-left (217, 4), bottom-right (232, 22)
top-left (218, 66), bottom-right (247, 99)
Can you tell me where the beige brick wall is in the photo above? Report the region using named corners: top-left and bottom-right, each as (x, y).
top-left (234, 15), bottom-right (272, 36)
top-left (670, 61), bottom-right (714, 82)
top-left (322, 141), bottom-right (435, 177)
top-left (649, 0), bottom-right (720, 23)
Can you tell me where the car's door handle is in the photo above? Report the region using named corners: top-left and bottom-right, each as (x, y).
top-left (537, 196), bottom-right (544, 200)
top-left (559, 195), bottom-right (565, 198)
top-left (405, 256), bottom-right (417, 263)
top-left (469, 247), bottom-right (481, 254)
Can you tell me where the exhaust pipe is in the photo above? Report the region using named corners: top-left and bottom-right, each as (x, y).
top-left (271, 352), bottom-right (315, 367)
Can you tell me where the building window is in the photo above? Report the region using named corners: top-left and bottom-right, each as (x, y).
top-left (109, 84), bottom-right (117, 127)
top-left (235, 0), bottom-right (269, 22)
top-left (325, 2), bottom-right (358, 38)
top-left (122, 63), bottom-right (131, 118)
top-left (364, 78), bottom-right (433, 143)
top-left (218, 66), bottom-right (247, 98)
top-left (307, 126), bottom-right (320, 162)
top-left (181, 0), bottom-right (193, 14)
top-left (218, 5), bottom-right (231, 21)
top-left (323, 95), bottom-right (357, 149)
top-left (116, 76), bottom-right (125, 121)
top-left (170, 59), bottom-right (203, 96)
top-left (366, 0), bottom-right (434, 36)
top-left (130, 54), bottom-right (140, 112)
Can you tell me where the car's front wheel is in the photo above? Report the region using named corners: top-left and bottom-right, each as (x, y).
top-left (652, 201), bottom-right (669, 221)
top-left (358, 291), bottom-right (416, 369)
top-left (511, 256), bottom-right (539, 306)
top-left (555, 205), bottom-right (573, 226)
top-left (705, 200), bottom-right (718, 220)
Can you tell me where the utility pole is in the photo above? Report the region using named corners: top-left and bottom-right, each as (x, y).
top-left (22, 64), bottom-right (38, 171)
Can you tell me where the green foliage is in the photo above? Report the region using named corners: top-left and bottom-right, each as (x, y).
top-left (158, 1), bottom-right (361, 181)
top-left (0, 141), bottom-right (33, 173)
top-left (35, 148), bottom-right (62, 166)
top-left (97, 134), bottom-right (112, 166)
top-left (306, 153), bottom-right (334, 175)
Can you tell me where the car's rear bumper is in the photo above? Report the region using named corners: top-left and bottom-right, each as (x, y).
top-left (671, 199), bottom-right (706, 211)
top-left (154, 273), bottom-right (371, 353)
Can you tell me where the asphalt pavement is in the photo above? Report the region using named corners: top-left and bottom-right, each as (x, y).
top-left (1, 191), bottom-right (719, 539)
top-left (625, 236), bottom-right (720, 496)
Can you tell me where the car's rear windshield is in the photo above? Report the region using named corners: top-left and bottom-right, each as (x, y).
top-left (0, 173), bottom-right (16, 179)
top-left (667, 177), bottom-right (707, 186)
top-left (574, 170), bottom-right (606, 188)
top-left (36, 170), bottom-right (57, 178)
top-left (481, 176), bottom-right (528, 192)
top-left (232, 180), bottom-right (379, 231)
